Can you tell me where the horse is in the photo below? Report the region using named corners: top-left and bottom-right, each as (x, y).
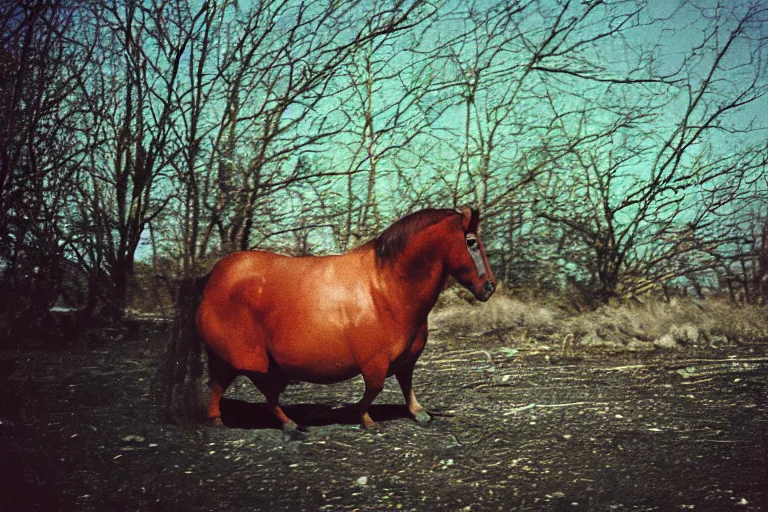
top-left (195, 207), bottom-right (496, 434)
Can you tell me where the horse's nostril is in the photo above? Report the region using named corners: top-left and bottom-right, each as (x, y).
top-left (483, 280), bottom-right (495, 293)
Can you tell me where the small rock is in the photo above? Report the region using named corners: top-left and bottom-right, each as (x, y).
top-left (737, 498), bottom-right (749, 506)
top-left (356, 476), bottom-right (368, 486)
top-left (121, 435), bottom-right (145, 445)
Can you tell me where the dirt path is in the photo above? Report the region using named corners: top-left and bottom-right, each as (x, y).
top-left (1, 331), bottom-right (767, 511)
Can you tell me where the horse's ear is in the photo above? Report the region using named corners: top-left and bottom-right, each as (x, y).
top-left (460, 206), bottom-right (480, 233)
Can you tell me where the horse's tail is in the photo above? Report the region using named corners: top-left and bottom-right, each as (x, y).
top-left (154, 273), bottom-right (211, 422)
top-left (177, 272), bottom-right (211, 367)
top-left (191, 273), bottom-right (212, 318)
top-left (175, 273), bottom-right (210, 343)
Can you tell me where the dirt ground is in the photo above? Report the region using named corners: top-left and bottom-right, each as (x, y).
top-left (1, 324), bottom-right (767, 511)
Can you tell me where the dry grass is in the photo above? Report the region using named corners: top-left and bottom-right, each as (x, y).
top-left (432, 289), bottom-right (768, 353)
top-left (696, 298), bottom-right (768, 344)
top-left (430, 289), bottom-right (561, 342)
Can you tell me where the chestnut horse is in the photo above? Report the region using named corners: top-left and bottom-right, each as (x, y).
top-left (196, 207), bottom-right (496, 433)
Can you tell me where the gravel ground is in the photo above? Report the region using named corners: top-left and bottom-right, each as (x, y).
top-left (1, 327), bottom-right (767, 511)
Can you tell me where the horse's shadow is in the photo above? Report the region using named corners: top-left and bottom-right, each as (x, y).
top-left (219, 397), bottom-right (413, 430)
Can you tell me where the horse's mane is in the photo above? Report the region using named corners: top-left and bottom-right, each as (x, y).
top-left (371, 209), bottom-right (458, 264)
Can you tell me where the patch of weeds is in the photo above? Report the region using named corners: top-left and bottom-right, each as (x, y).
top-left (433, 293), bottom-right (768, 354)
top-left (430, 292), bottom-right (560, 343)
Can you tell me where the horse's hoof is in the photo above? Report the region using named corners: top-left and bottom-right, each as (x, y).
top-left (362, 422), bottom-right (384, 434)
top-left (209, 417), bottom-right (225, 427)
top-left (414, 410), bottom-right (432, 425)
top-left (283, 422), bottom-right (306, 441)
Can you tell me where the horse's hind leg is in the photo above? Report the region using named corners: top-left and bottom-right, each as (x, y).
top-left (207, 350), bottom-right (236, 425)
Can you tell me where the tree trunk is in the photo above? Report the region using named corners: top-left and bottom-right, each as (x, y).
top-left (108, 255), bottom-right (134, 321)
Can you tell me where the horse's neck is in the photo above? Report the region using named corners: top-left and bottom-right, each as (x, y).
top-left (386, 237), bottom-right (447, 322)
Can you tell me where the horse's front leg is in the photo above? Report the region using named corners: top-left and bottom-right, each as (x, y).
top-left (396, 360), bottom-right (431, 425)
top-left (396, 325), bottom-right (430, 424)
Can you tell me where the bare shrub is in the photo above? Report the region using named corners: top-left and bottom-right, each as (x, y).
top-left (653, 334), bottom-right (680, 350)
top-left (669, 324), bottom-right (700, 345)
top-left (564, 304), bottom-right (660, 348)
top-left (434, 285), bottom-right (476, 309)
top-left (699, 299), bottom-right (768, 344)
top-left (433, 291), bottom-right (768, 353)
top-left (430, 292), bottom-right (559, 341)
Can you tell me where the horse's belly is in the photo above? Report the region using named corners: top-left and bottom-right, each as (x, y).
top-left (267, 330), bottom-right (362, 384)
top-left (263, 290), bottom-right (396, 383)
top-left (272, 350), bottom-right (362, 384)
top-left (278, 361), bottom-right (361, 384)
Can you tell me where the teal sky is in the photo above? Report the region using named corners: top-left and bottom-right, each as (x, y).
top-left (130, 0), bottom-right (766, 258)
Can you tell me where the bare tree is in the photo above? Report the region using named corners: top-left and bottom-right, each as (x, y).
top-left (311, 2), bottom-right (456, 250)
top-left (67, 0), bottom-right (217, 317)
top-left (175, 0), bottom-right (439, 258)
top-left (386, 0), bottom-right (669, 294)
top-left (697, 139), bottom-right (768, 302)
top-left (0, 0), bottom-right (98, 339)
top-left (525, 1), bottom-right (768, 303)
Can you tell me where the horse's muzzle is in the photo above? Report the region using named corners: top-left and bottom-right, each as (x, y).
top-left (479, 279), bottom-right (496, 301)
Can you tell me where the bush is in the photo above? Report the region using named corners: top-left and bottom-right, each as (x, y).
top-left (431, 289), bottom-right (561, 342)
top-left (432, 291), bottom-right (768, 353)
top-left (698, 299), bottom-right (768, 344)
top-left (562, 299), bottom-right (728, 351)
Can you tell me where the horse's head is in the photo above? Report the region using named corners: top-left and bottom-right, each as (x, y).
top-left (445, 207), bottom-right (496, 302)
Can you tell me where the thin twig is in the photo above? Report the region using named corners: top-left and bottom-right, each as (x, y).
top-left (594, 357), bottom-right (768, 373)
top-left (503, 401), bottom-right (611, 416)
top-left (681, 378), bottom-right (716, 385)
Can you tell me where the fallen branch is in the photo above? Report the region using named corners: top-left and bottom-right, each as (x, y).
top-left (431, 350), bottom-right (494, 365)
top-left (91, 368), bottom-right (152, 377)
top-left (432, 366), bottom-right (460, 372)
top-left (667, 356), bottom-right (768, 366)
top-left (594, 357), bottom-right (768, 373)
top-left (503, 401), bottom-right (610, 416)
top-left (471, 383), bottom-right (518, 390)
top-left (680, 377), bottom-right (716, 385)
top-left (593, 364), bottom-right (650, 373)
top-left (692, 439), bottom-right (751, 444)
